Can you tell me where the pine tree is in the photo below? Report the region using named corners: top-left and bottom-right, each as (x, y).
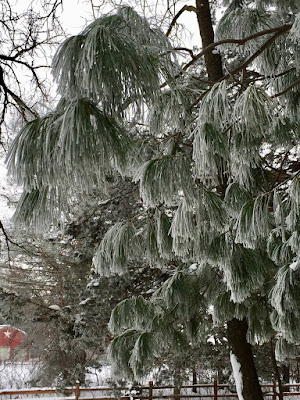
top-left (6, 1), bottom-right (300, 399)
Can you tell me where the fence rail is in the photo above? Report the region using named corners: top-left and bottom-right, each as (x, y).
top-left (1, 382), bottom-right (300, 400)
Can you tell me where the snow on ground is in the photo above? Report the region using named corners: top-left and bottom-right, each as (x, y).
top-left (0, 362), bottom-right (40, 389)
top-left (85, 366), bottom-right (112, 387)
top-left (1, 363), bottom-right (300, 400)
top-left (0, 362), bottom-right (113, 390)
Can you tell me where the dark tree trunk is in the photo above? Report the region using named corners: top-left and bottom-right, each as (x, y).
top-left (173, 386), bottom-right (181, 399)
top-left (270, 338), bottom-right (284, 400)
top-left (194, 2), bottom-right (264, 400)
top-left (195, 0), bottom-right (223, 82)
top-left (227, 319), bottom-right (264, 400)
top-left (192, 367), bottom-right (197, 393)
top-left (281, 363), bottom-right (290, 383)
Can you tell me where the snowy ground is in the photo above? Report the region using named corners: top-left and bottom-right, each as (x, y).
top-left (0, 362), bottom-right (112, 390)
top-left (1, 362), bottom-right (300, 400)
top-left (0, 362), bottom-right (39, 389)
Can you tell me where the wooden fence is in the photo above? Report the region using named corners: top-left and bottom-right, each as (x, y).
top-left (1, 382), bottom-right (300, 400)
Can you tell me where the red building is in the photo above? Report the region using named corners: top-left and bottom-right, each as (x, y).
top-left (0, 326), bottom-right (29, 361)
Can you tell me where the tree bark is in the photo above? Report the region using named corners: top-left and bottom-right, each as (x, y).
top-left (195, 0), bottom-right (223, 82)
top-left (227, 319), bottom-right (264, 400)
top-left (281, 363), bottom-right (290, 391)
top-left (192, 367), bottom-right (197, 393)
top-left (194, 2), bottom-right (264, 400)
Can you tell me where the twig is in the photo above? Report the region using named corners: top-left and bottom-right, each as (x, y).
top-left (271, 76), bottom-right (300, 98)
top-left (0, 219), bottom-right (34, 257)
top-left (166, 5), bottom-right (197, 37)
top-left (160, 23), bottom-right (292, 89)
top-left (218, 30), bottom-right (288, 83)
top-left (0, 66), bottom-right (39, 119)
top-left (173, 47), bottom-right (196, 59)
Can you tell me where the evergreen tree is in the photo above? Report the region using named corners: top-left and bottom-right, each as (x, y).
top-left (6, 1), bottom-right (300, 399)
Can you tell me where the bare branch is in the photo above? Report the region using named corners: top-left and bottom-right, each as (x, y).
top-left (218, 30), bottom-right (289, 83)
top-left (183, 23), bottom-right (292, 72)
top-left (0, 0), bottom-right (64, 137)
top-left (0, 66), bottom-right (39, 119)
top-left (166, 5), bottom-right (197, 37)
top-left (173, 47), bottom-right (196, 59)
top-left (271, 76), bottom-right (300, 98)
top-left (161, 23), bottom-right (292, 89)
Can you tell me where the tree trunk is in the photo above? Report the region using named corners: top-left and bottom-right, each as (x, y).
top-left (194, 2), bottom-right (264, 400)
top-left (227, 319), bottom-right (264, 400)
top-left (192, 367), bottom-right (197, 393)
top-left (195, 0), bottom-right (223, 82)
top-left (281, 363), bottom-right (290, 391)
top-left (270, 338), bottom-right (284, 400)
top-left (173, 386), bottom-right (181, 399)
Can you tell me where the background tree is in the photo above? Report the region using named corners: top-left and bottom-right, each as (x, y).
top-left (0, 0), bottom-right (66, 267)
top-left (0, 0), bottom-right (64, 141)
top-left (5, 0), bottom-right (300, 399)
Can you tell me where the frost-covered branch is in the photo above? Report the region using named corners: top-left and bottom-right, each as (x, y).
top-left (272, 76), bottom-right (300, 98)
top-left (185, 23), bottom-right (292, 72)
top-left (161, 23), bottom-right (292, 89)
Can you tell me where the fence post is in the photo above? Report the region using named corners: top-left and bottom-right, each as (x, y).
top-left (192, 368), bottom-right (197, 393)
top-left (75, 381), bottom-right (80, 400)
top-left (214, 380), bottom-right (218, 400)
top-left (273, 382), bottom-right (277, 400)
top-left (149, 381), bottom-right (153, 400)
top-left (174, 385), bottom-right (180, 399)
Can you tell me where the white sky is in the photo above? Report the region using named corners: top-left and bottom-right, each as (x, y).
top-left (60, 0), bottom-right (95, 33)
top-left (58, 0), bottom-right (204, 46)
